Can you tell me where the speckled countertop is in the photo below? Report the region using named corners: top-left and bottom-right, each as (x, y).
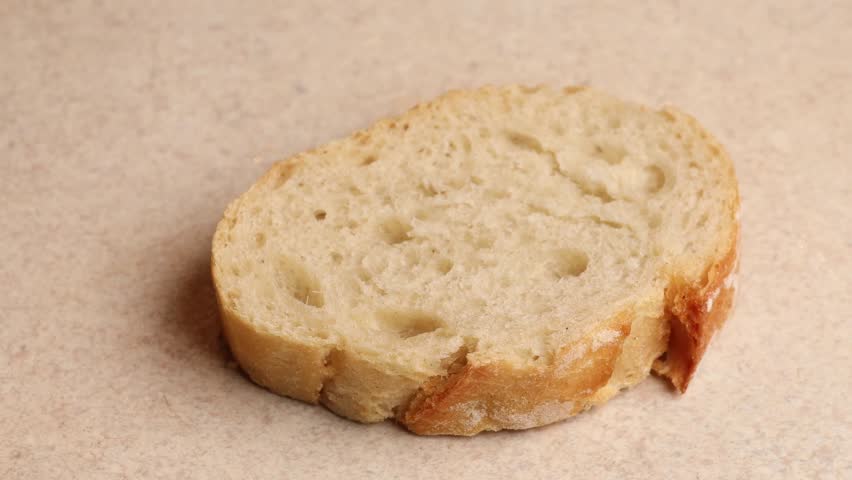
top-left (2, 1), bottom-right (850, 478)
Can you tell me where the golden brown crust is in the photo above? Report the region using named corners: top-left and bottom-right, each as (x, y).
top-left (653, 227), bottom-right (739, 391)
top-left (318, 348), bottom-right (428, 423)
top-left (399, 319), bottom-right (639, 435)
top-left (211, 171), bottom-right (335, 404)
top-left (214, 288), bottom-right (332, 403)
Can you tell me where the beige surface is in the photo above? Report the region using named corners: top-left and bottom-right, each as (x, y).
top-left (1, 1), bottom-right (849, 478)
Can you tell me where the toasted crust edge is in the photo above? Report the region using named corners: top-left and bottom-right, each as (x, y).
top-left (398, 314), bottom-right (647, 435)
top-left (212, 194), bottom-right (333, 404)
top-left (652, 227), bottom-right (739, 391)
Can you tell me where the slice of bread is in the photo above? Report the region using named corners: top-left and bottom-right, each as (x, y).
top-left (211, 85), bottom-right (740, 435)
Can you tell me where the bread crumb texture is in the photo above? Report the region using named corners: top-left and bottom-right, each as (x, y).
top-left (212, 85), bottom-right (740, 435)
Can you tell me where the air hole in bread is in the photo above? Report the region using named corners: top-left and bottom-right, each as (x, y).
top-left (504, 130), bottom-right (546, 154)
top-left (380, 217), bottom-right (413, 245)
top-left (553, 248), bottom-right (589, 278)
top-left (527, 203), bottom-right (553, 216)
top-left (295, 283), bottom-right (324, 309)
top-left (480, 256), bottom-right (498, 268)
top-left (275, 256), bottom-right (325, 308)
top-left (570, 178), bottom-right (614, 203)
top-left (594, 142), bottom-right (627, 165)
top-left (255, 232), bottom-right (266, 247)
top-left (435, 257), bottom-right (453, 275)
top-left (486, 189), bottom-right (510, 200)
top-left (589, 215), bottom-right (626, 230)
top-left (648, 212), bottom-right (662, 229)
top-left (361, 155), bottom-right (378, 166)
top-left (314, 210), bottom-right (327, 221)
top-left (470, 175), bottom-right (484, 186)
top-left (469, 297), bottom-right (487, 309)
top-left (418, 182), bottom-right (439, 197)
top-left (405, 249), bottom-right (421, 266)
top-left (643, 165), bottom-right (666, 194)
top-left (475, 235), bottom-right (495, 249)
top-left (445, 176), bottom-right (466, 191)
top-left (378, 309), bottom-right (446, 339)
top-left (330, 252), bottom-right (343, 264)
top-left (342, 276), bottom-right (362, 298)
top-left (608, 117), bottom-right (622, 129)
top-left (479, 127), bottom-right (491, 139)
top-left (355, 266), bottom-right (375, 286)
top-left (461, 135), bottom-right (472, 153)
top-left (413, 208), bottom-right (432, 221)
